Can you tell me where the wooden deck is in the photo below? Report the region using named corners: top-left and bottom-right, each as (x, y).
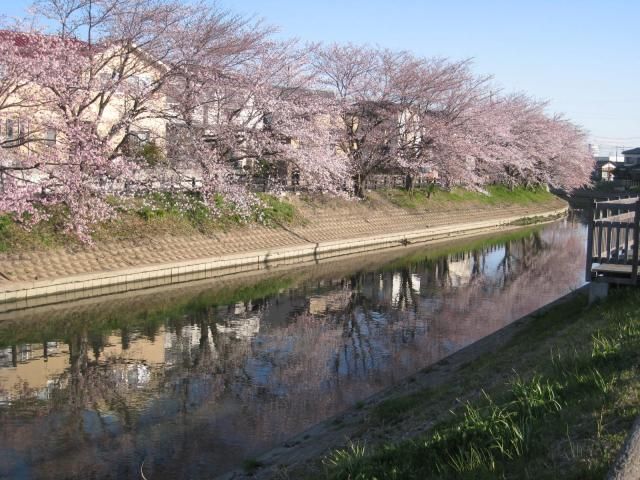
top-left (586, 196), bottom-right (640, 285)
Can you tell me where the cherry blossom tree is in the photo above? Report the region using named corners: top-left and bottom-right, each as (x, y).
top-left (164, 39), bottom-right (350, 207)
top-left (387, 55), bottom-right (493, 189)
top-left (471, 94), bottom-right (593, 191)
top-left (0, 0), bottom-right (273, 238)
top-left (310, 43), bottom-right (394, 196)
top-left (0, 2), bottom-right (594, 240)
top-left (311, 43), bottom-right (592, 195)
top-left (309, 45), bottom-right (494, 195)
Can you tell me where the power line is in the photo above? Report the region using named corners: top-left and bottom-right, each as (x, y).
top-left (592, 136), bottom-right (640, 140)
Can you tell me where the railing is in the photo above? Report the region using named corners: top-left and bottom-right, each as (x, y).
top-left (618, 179), bottom-right (640, 189)
top-left (585, 196), bottom-right (640, 284)
top-left (0, 167), bottom-right (436, 197)
top-left (362, 174), bottom-right (436, 191)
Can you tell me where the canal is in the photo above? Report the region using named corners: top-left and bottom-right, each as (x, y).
top-left (0, 219), bottom-right (586, 479)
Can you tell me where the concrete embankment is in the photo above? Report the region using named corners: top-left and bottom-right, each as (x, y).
top-left (0, 196), bottom-right (567, 312)
top-left (608, 416), bottom-right (640, 480)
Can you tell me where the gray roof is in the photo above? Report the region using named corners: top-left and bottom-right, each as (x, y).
top-left (622, 147), bottom-right (640, 155)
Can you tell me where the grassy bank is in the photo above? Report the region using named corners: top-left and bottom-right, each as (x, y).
top-left (379, 185), bottom-right (555, 210)
top-left (0, 186), bottom-right (557, 254)
top-left (320, 288), bottom-right (640, 479)
top-left (0, 192), bottom-right (297, 253)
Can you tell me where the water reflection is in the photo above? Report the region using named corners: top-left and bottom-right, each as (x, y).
top-left (0, 221), bottom-right (586, 479)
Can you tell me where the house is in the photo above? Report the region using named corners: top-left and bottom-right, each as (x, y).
top-left (591, 154), bottom-right (625, 182)
top-left (592, 157), bottom-right (616, 181)
top-left (0, 30), bottom-right (169, 160)
top-left (605, 148), bottom-right (640, 182)
top-left (600, 161), bottom-right (616, 181)
top-left (622, 147), bottom-right (640, 166)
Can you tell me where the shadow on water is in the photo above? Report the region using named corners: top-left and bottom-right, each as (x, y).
top-left (0, 219), bottom-right (586, 479)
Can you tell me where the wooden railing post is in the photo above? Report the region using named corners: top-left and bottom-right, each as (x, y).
top-left (585, 201), bottom-right (595, 282)
top-left (632, 199), bottom-right (640, 285)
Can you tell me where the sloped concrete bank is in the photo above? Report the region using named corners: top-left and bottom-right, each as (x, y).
top-left (608, 416), bottom-right (640, 480)
top-left (0, 206), bottom-right (567, 312)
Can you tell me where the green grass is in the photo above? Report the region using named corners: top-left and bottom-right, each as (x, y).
top-left (322, 289), bottom-right (640, 479)
top-left (370, 391), bottom-right (433, 424)
top-left (256, 193), bottom-right (298, 225)
top-left (381, 185), bottom-right (555, 210)
top-left (123, 192), bottom-right (298, 229)
top-left (480, 185), bottom-right (555, 204)
top-left (242, 458), bottom-right (263, 474)
top-left (380, 226), bottom-right (544, 273)
top-left (0, 184), bottom-right (559, 253)
top-left (122, 191), bottom-right (295, 231)
top-left (0, 213), bottom-right (74, 253)
top-left (0, 192), bottom-right (301, 253)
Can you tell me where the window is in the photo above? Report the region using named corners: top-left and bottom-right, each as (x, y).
top-left (129, 74), bottom-right (151, 91)
top-left (4, 118), bottom-right (26, 147)
top-left (98, 72), bottom-right (112, 85)
top-left (18, 119), bottom-right (28, 139)
top-left (6, 119), bottom-right (14, 140)
top-left (45, 128), bottom-right (56, 146)
top-left (137, 131), bottom-right (150, 143)
top-left (138, 75), bottom-right (151, 88)
top-left (202, 105), bottom-right (209, 126)
top-left (127, 130), bottom-right (151, 151)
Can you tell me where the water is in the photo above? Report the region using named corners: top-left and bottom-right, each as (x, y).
top-left (0, 220), bottom-right (586, 479)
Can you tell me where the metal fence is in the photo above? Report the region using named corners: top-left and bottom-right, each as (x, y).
top-left (0, 167), bottom-right (437, 197)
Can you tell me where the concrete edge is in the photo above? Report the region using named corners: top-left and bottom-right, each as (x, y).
top-left (608, 415), bottom-right (640, 480)
top-left (0, 206), bottom-right (568, 311)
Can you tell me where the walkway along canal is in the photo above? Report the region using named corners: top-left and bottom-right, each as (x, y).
top-left (0, 219), bottom-right (586, 479)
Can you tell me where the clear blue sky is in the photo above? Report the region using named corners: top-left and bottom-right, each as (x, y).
top-left (3, 0), bottom-right (639, 154)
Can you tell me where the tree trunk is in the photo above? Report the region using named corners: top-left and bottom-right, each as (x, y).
top-left (404, 174), bottom-right (414, 191)
top-left (353, 173), bottom-right (366, 198)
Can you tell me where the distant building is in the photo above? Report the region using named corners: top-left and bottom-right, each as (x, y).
top-left (607, 147), bottom-right (640, 182)
top-left (593, 156), bottom-right (620, 181)
top-left (622, 147), bottom-right (640, 166)
top-left (600, 162), bottom-right (616, 181)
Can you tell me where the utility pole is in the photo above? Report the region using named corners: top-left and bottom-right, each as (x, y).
top-left (615, 146), bottom-right (624, 163)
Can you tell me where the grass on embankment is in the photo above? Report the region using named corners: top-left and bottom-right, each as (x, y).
top-left (322, 288), bottom-right (640, 480)
top-left (0, 186), bottom-right (556, 253)
top-left (380, 185), bottom-right (555, 210)
top-left (0, 192), bottom-right (298, 252)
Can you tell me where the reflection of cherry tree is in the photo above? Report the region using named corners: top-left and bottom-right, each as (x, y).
top-left (494, 231), bottom-right (546, 287)
top-left (151, 224), bottom-right (584, 454)
top-left (430, 225), bottom-right (584, 352)
top-left (1, 329), bottom-right (159, 478)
